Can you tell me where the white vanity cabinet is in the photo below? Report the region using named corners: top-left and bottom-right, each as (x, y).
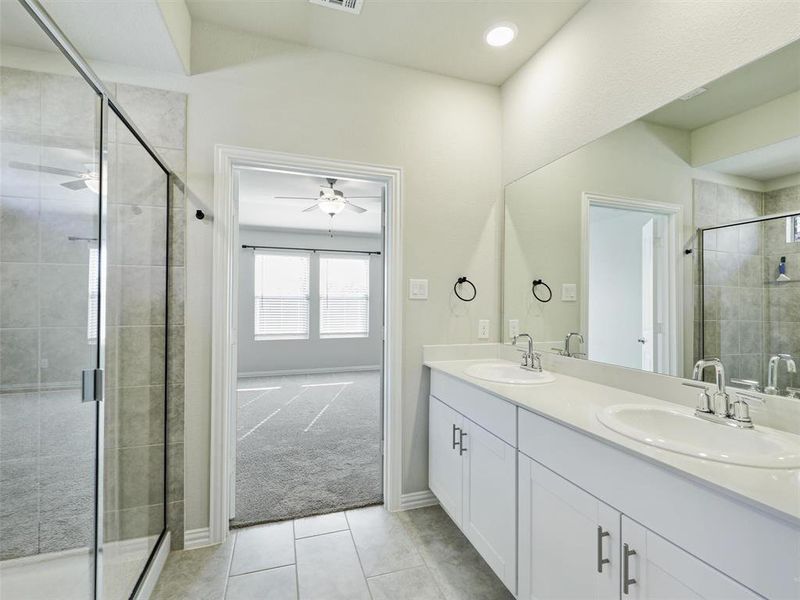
top-left (428, 394), bottom-right (517, 593)
top-left (518, 453), bottom-right (759, 600)
top-left (621, 517), bottom-right (758, 600)
top-left (518, 454), bottom-right (620, 600)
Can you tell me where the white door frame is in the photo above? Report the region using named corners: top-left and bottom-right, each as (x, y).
top-left (210, 145), bottom-right (403, 544)
top-left (580, 192), bottom-right (683, 375)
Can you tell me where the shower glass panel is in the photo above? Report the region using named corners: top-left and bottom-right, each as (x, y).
top-left (0, 56), bottom-right (102, 600)
top-left (102, 108), bottom-right (168, 600)
top-left (700, 210), bottom-right (800, 394)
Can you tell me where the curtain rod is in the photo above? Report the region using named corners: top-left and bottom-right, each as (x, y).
top-left (242, 244), bottom-right (381, 256)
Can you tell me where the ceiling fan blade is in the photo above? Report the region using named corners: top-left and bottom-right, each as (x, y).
top-left (60, 179), bottom-right (89, 190)
top-left (275, 196), bottom-right (318, 200)
top-left (343, 196), bottom-right (381, 200)
top-left (302, 203), bottom-right (320, 212)
top-left (9, 161), bottom-right (84, 178)
top-left (344, 202), bottom-right (367, 214)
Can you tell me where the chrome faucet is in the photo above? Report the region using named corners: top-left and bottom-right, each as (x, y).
top-left (562, 332), bottom-right (584, 357)
top-left (765, 354), bottom-right (797, 395)
top-left (685, 358), bottom-right (753, 428)
top-left (513, 333), bottom-right (542, 372)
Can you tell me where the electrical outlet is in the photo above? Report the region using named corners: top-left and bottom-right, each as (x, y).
top-left (478, 320), bottom-right (489, 339)
top-left (409, 278), bottom-right (428, 300)
top-left (509, 319), bottom-right (519, 339)
top-left (561, 283), bottom-right (577, 302)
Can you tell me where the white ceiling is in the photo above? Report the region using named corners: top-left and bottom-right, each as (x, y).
top-left (644, 39), bottom-right (800, 131)
top-left (702, 136), bottom-right (800, 182)
top-left (0, 0), bottom-right (186, 74)
top-left (237, 168), bottom-right (384, 234)
top-left (185, 0), bottom-right (587, 85)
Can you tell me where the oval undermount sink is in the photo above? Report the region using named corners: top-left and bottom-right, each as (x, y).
top-left (597, 404), bottom-right (800, 469)
top-left (464, 362), bottom-right (556, 385)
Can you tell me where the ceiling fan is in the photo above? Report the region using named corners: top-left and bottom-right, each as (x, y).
top-left (275, 178), bottom-right (379, 217)
top-left (9, 161), bottom-right (100, 193)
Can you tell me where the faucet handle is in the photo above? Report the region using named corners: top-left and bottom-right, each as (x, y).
top-left (683, 381), bottom-right (712, 413)
top-left (731, 378), bottom-right (761, 392)
top-left (732, 399), bottom-right (752, 425)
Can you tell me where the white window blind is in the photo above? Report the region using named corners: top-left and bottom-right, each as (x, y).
top-left (789, 215), bottom-right (800, 243)
top-left (319, 254), bottom-right (370, 339)
top-left (87, 247), bottom-right (99, 343)
top-left (254, 251), bottom-right (310, 340)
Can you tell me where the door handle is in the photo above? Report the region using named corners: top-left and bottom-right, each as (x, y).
top-left (596, 526), bottom-right (610, 573)
top-left (452, 425), bottom-right (460, 450)
top-left (459, 430), bottom-right (468, 455)
top-left (623, 543), bottom-right (637, 595)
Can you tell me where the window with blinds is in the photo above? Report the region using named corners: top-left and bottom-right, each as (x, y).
top-left (254, 251), bottom-right (311, 340)
top-left (319, 254), bottom-right (370, 339)
top-left (87, 247), bottom-right (99, 343)
top-left (789, 215), bottom-right (800, 243)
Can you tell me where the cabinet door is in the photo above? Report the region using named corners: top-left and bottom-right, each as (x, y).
top-left (621, 517), bottom-right (759, 600)
top-left (428, 396), bottom-right (463, 526)
top-left (461, 418), bottom-right (517, 593)
top-left (518, 453), bottom-right (620, 600)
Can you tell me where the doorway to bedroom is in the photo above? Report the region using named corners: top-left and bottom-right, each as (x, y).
top-left (232, 167), bottom-right (385, 528)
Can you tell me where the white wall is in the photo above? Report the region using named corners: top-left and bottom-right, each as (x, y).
top-left (237, 227), bottom-right (383, 375)
top-left (502, 0), bottom-right (800, 184)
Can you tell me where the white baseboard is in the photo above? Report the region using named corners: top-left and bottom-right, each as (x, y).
top-left (133, 531), bottom-right (170, 600)
top-left (398, 490), bottom-right (438, 511)
top-left (184, 527), bottom-right (212, 550)
top-left (239, 365), bottom-right (381, 378)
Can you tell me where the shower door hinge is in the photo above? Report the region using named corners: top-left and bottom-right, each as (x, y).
top-left (81, 368), bottom-right (104, 403)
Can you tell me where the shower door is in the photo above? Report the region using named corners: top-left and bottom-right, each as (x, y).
top-left (0, 64), bottom-right (105, 600)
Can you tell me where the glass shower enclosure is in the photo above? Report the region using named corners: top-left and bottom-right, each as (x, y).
top-left (696, 209), bottom-right (800, 396)
top-left (0, 1), bottom-right (177, 598)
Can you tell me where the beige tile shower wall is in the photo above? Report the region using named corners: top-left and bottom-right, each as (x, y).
top-left (763, 185), bottom-right (800, 390)
top-left (108, 83), bottom-right (187, 552)
top-left (693, 179), bottom-right (764, 385)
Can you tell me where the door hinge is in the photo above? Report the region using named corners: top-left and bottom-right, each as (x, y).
top-left (81, 368), bottom-right (104, 403)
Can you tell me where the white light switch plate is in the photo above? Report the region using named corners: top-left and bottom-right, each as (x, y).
top-left (561, 283), bottom-right (577, 302)
top-left (409, 278), bottom-right (429, 300)
top-left (478, 320), bottom-right (489, 339)
top-left (509, 319), bottom-right (519, 339)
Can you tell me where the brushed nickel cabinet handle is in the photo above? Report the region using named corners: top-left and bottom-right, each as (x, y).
top-left (452, 424), bottom-right (460, 450)
top-left (459, 430), bottom-right (468, 455)
top-left (596, 526), bottom-right (610, 573)
top-left (623, 543), bottom-right (637, 595)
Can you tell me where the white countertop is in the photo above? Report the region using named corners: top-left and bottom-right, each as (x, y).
top-left (425, 358), bottom-right (800, 526)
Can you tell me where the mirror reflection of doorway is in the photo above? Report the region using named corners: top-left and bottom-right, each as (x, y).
top-left (583, 196), bottom-right (679, 374)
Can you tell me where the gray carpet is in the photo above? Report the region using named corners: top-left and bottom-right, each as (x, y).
top-left (232, 371), bottom-right (383, 528)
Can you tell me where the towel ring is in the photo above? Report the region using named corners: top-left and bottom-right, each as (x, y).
top-left (532, 279), bottom-right (552, 303)
top-left (454, 276), bottom-right (477, 302)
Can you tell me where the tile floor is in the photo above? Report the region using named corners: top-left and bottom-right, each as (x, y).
top-left (151, 505), bottom-right (513, 600)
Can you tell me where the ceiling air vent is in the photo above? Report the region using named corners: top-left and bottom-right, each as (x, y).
top-left (309, 0), bottom-right (363, 14)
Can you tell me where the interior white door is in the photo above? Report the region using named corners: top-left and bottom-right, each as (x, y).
top-left (428, 396), bottom-right (463, 526)
top-left (621, 516), bottom-right (759, 600)
top-left (518, 454), bottom-right (620, 600)
top-left (461, 418), bottom-right (516, 593)
top-left (640, 218), bottom-right (655, 372)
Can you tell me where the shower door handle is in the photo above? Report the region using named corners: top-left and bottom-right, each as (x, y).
top-left (82, 368), bottom-right (104, 403)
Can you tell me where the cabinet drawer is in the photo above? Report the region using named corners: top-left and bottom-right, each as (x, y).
top-left (430, 371), bottom-right (516, 446)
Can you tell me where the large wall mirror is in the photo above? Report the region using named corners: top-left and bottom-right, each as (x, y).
top-left (502, 39), bottom-right (800, 398)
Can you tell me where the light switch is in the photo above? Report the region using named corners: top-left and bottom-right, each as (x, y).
top-left (409, 278), bottom-right (429, 300)
top-left (509, 319), bottom-right (519, 339)
top-left (561, 283), bottom-right (577, 302)
top-left (478, 320), bottom-right (489, 339)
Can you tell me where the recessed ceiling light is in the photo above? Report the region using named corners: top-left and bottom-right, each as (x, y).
top-left (485, 23), bottom-right (517, 47)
